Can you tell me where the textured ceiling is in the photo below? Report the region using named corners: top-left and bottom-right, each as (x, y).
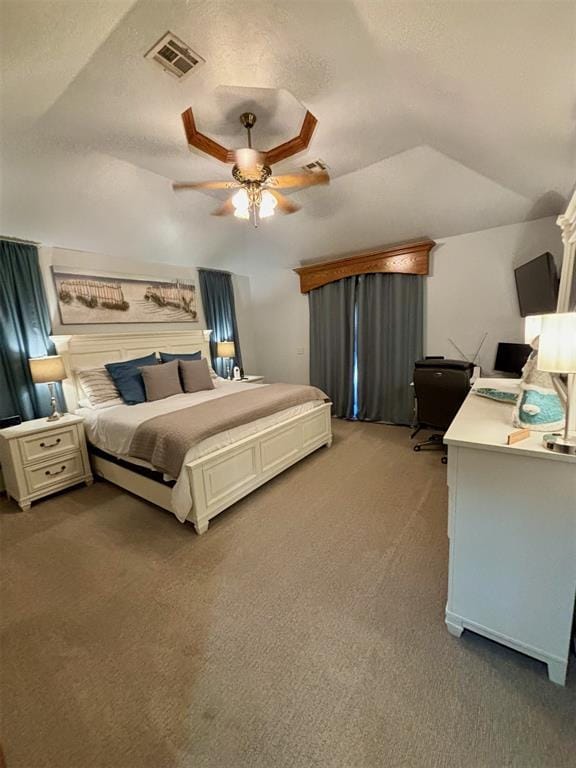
top-left (1, 0), bottom-right (575, 264)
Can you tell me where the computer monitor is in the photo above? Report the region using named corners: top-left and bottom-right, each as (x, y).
top-left (494, 342), bottom-right (532, 376)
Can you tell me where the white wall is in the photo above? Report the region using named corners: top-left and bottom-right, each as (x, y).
top-left (37, 247), bottom-right (256, 374)
top-left (0, 137), bottom-right (233, 266)
top-left (231, 273), bottom-right (258, 375)
top-left (248, 269), bottom-right (309, 384)
top-left (247, 216), bottom-right (563, 383)
top-left (1, 129), bottom-right (564, 385)
top-left (1, 136), bottom-right (258, 369)
top-left (426, 216), bottom-right (563, 373)
top-left (39, 246), bottom-right (207, 334)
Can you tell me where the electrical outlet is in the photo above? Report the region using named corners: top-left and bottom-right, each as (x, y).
top-left (296, 347), bottom-right (305, 356)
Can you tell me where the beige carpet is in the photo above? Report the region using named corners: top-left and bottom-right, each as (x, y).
top-left (0, 420), bottom-right (574, 768)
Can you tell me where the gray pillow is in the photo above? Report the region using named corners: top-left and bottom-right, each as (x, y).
top-left (140, 360), bottom-right (183, 401)
top-left (179, 359), bottom-right (215, 393)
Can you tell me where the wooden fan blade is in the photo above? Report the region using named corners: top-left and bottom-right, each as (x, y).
top-left (211, 197), bottom-right (236, 216)
top-left (268, 170), bottom-right (329, 189)
top-left (173, 180), bottom-right (239, 190)
top-left (268, 189), bottom-right (301, 215)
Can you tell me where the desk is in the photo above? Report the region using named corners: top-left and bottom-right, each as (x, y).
top-left (444, 379), bottom-right (576, 684)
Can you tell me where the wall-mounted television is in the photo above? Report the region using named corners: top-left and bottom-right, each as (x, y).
top-left (514, 252), bottom-right (558, 318)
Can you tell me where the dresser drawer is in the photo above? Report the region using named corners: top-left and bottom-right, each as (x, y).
top-left (24, 453), bottom-right (83, 494)
top-left (18, 425), bottom-right (79, 465)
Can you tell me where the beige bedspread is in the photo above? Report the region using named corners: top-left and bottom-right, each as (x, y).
top-left (128, 383), bottom-right (328, 478)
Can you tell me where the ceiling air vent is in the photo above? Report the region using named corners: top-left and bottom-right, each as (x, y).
top-left (145, 32), bottom-right (204, 80)
top-left (301, 159), bottom-right (328, 172)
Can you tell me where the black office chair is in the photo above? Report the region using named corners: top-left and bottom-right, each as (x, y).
top-left (411, 359), bottom-right (474, 463)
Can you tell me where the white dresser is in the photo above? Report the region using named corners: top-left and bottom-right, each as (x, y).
top-left (444, 379), bottom-right (576, 685)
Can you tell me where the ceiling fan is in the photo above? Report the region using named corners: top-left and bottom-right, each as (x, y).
top-left (173, 111), bottom-right (329, 227)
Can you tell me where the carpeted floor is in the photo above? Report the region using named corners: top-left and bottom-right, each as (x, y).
top-left (0, 420), bottom-right (574, 768)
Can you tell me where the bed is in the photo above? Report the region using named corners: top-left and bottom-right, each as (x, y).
top-left (52, 331), bottom-right (332, 533)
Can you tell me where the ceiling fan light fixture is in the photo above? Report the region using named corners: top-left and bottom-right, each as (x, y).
top-left (259, 190), bottom-right (277, 219)
top-left (232, 187), bottom-right (249, 209)
top-left (232, 188), bottom-right (250, 218)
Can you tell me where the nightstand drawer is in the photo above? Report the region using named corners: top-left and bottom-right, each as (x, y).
top-left (18, 425), bottom-right (79, 465)
top-left (24, 453), bottom-right (83, 494)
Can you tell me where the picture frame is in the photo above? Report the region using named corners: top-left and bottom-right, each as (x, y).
top-left (51, 267), bottom-right (198, 325)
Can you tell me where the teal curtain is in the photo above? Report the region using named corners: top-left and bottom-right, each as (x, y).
top-left (198, 269), bottom-right (242, 377)
top-left (309, 277), bottom-right (357, 419)
top-left (309, 273), bottom-right (423, 424)
top-left (0, 240), bottom-right (60, 420)
top-left (356, 273), bottom-right (423, 424)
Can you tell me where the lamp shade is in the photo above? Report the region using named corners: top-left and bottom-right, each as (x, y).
top-left (29, 355), bottom-right (67, 384)
top-left (537, 313), bottom-right (576, 374)
top-left (524, 315), bottom-right (542, 345)
top-left (216, 341), bottom-right (235, 359)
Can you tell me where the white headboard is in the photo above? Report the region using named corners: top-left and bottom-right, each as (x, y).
top-left (52, 330), bottom-right (212, 411)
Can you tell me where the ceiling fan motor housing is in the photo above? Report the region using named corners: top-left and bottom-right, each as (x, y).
top-left (232, 160), bottom-right (272, 185)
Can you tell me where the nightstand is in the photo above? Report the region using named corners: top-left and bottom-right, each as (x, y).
top-left (0, 414), bottom-right (93, 511)
top-left (231, 375), bottom-right (265, 383)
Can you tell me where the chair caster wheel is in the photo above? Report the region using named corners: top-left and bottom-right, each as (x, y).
top-left (413, 445), bottom-right (421, 452)
top-left (441, 456), bottom-right (447, 464)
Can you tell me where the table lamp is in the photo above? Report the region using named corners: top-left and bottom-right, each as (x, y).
top-left (29, 355), bottom-right (67, 421)
top-left (524, 315), bottom-right (542, 345)
top-left (537, 312), bottom-right (576, 455)
top-left (216, 341), bottom-right (235, 380)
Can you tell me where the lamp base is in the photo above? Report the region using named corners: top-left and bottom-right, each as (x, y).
top-left (542, 433), bottom-right (576, 456)
top-left (46, 382), bottom-right (62, 421)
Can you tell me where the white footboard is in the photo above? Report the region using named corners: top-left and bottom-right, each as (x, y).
top-left (185, 402), bottom-right (332, 534)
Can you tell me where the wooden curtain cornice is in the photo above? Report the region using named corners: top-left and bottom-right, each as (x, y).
top-left (293, 238), bottom-right (436, 293)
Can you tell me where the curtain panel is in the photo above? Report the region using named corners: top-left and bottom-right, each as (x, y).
top-left (0, 240), bottom-right (60, 420)
top-left (356, 273), bottom-right (423, 424)
top-left (308, 272), bottom-right (423, 424)
top-left (309, 277), bottom-right (357, 419)
top-left (198, 269), bottom-right (242, 377)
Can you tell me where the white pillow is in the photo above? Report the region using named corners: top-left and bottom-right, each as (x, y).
top-left (75, 366), bottom-right (124, 408)
top-left (78, 398), bottom-right (123, 411)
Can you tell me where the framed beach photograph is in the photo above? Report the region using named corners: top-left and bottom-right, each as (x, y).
top-left (52, 267), bottom-right (198, 325)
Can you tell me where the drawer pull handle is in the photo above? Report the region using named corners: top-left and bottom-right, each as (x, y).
top-left (45, 465), bottom-right (66, 477)
top-left (40, 438), bottom-right (61, 449)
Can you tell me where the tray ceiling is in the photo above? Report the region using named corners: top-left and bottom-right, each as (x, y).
top-left (1, 0), bottom-right (575, 250)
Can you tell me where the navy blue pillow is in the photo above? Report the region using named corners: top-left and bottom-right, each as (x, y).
top-left (159, 351), bottom-right (201, 363)
top-left (105, 354), bottom-right (158, 405)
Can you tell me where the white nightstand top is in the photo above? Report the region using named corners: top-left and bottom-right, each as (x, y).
top-left (0, 413), bottom-right (83, 439)
top-left (230, 375), bottom-right (264, 383)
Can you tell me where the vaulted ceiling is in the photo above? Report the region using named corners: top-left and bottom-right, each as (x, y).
top-left (1, 0), bottom-right (575, 267)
